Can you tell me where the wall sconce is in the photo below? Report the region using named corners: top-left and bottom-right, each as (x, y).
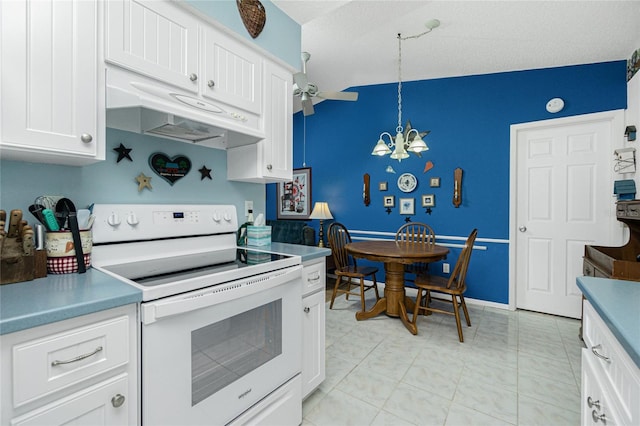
top-left (309, 202), bottom-right (333, 247)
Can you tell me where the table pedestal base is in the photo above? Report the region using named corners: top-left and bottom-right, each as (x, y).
top-left (355, 262), bottom-right (417, 334)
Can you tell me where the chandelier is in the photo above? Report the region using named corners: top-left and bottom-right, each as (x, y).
top-left (371, 20), bottom-right (440, 161)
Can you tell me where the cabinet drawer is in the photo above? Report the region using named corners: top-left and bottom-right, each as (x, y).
top-left (302, 259), bottom-right (325, 297)
top-left (10, 374), bottom-right (130, 426)
top-left (12, 315), bottom-right (130, 407)
top-left (583, 301), bottom-right (640, 424)
top-left (582, 349), bottom-right (623, 426)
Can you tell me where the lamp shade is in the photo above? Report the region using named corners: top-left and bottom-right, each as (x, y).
top-left (309, 202), bottom-right (333, 220)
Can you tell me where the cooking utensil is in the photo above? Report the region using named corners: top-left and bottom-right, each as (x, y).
top-left (42, 209), bottom-right (60, 232)
top-left (56, 198), bottom-right (85, 273)
top-left (77, 209), bottom-right (91, 230)
top-left (29, 204), bottom-right (48, 228)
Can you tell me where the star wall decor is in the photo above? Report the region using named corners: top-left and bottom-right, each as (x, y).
top-left (113, 143), bottom-right (133, 162)
top-left (135, 172), bottom-right (153, 192)
top-left (199, 165), bottom-right (212, 180)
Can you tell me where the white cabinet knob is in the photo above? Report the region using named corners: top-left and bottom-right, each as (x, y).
top-left (208, 80), bottom-right (215, 88)
top-left (189, 73), bottom-right (198, 82)
top-left (80, 133), bottom-right (93, 143)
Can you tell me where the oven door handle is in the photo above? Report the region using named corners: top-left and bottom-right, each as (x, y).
top-left (141, 266), bottom-right (302, 324)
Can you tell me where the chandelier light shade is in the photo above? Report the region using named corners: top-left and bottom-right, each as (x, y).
top-left (309, 202), bottom-right (333, 247)
top-left (372, 20), bottom-right (439, 161)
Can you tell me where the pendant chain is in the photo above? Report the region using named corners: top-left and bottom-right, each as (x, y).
top-left (396, 34), bottom-right (403, 134)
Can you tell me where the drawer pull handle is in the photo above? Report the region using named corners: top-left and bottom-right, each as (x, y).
top-left (51, 346), bottom-right (103, 366)
top-left (307, 273), bottom-right (320, 282)
top-left (587, 396), bottom-right (601, 410)
top-left (591, 344), bottom-right (611, 362)
top-left (592, 410), bottom-right (607, 423)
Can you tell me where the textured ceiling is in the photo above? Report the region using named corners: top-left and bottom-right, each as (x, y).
top-left (272, 1), bottom-right (640, 111)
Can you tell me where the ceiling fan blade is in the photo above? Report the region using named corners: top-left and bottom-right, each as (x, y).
top-left (293, 72), bottom-right (309, 93)
top-left (317, 91), bottom-right (358, 101)
top-left (301, 97), bottom-right (315, 116)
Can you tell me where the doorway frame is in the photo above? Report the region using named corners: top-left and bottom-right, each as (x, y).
top-left (508, 109), bottom-right (626, 311)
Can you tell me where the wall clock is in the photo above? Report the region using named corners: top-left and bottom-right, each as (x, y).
top-left (397, 173), bottom-right (417, 193)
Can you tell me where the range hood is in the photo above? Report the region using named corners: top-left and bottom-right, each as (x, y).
top-left (105, 67), bottom-right (263, 149)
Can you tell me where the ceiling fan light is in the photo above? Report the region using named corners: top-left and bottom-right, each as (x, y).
top-left (372, 139), bottom-right (392, 156)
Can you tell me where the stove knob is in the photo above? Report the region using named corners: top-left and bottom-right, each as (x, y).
top-left (212, 213), bottom-right (221, 222)
top-left (107, 213), bottom-right (121, 227)
top-left (223, 212), bottom-right (232, 222)
top-left (127, 213), bottom-right (139, 226)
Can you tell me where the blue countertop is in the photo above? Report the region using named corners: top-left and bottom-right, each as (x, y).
top-left (0, 269), bottom-right (142, 336)
top-left (0, 243), bottom-right (328, 336)
top-left (257, 242), bottom-right (331, 262)
top-left (577, 276), bottom-right (640, 368)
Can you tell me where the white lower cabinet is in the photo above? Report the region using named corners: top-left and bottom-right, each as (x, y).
top-left (1, 305), bottom-right (138, 426)
top-left (301, 258), bottom-right (326, 399)
top-left (581, 301), bottom-right (639, 425)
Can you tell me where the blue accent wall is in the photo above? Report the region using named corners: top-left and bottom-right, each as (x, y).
top-left (267, 61), bottom-right (628, 305)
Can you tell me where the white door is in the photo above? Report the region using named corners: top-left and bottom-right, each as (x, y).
top-left (511, 111), bottom-right (624, 318)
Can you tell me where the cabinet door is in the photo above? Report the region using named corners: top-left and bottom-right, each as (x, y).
top-left (262, 60), bottom-right (293, 181)
top-left (301, 290), bottom-right (325, 399)
top-left (105, 0), bottom-right (199, 92)
top-left (201, 26), bottom-right (262, 115)
top-left (11, 374), bottom-right (131, 426)
top-left (0, 0), bottom-right (101, 165)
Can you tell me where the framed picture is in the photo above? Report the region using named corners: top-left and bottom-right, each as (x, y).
top-left (430, 177), bottom-right (441, 187)
top-left (379, 182), bottom-right (388, 191)
top-left (422, 194), bottom-right (435, 207)
top-left (399, 198), bottom-right (415, 215)
top-left (277, 168), bottom-right (312, 219)
top-left (383, 195), bottom-right (395, 207)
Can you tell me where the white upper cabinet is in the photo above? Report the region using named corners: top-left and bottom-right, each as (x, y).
top-left (227, 60), bottom-right (292, 183)
top-left (105, 0), bottom-right (199, 93)
top-left (0, 0), bottom-right (104, 165)
top-left (201, 26), bottom-right (262, 115)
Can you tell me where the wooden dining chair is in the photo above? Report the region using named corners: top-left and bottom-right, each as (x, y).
top-left (411, 228), bottom-right (478, 342)
top-left (395, 222), bottom-right (436, 278)
top-left (327, 222), bottom-right (380, 310)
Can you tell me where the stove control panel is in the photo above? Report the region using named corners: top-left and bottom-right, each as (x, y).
top-left (92, 204), bottom-right (238, 243)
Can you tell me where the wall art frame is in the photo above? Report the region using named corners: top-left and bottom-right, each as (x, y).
top-left (422, 194), bottom-right (435, 207)
top-left (277, 167), bottom-right (312, 219)
top-left (399, 197), bottom-right (415, 215)
top-left (383, 195), bottom-right (395, 207)
top-left (430, 177), bottom-right (441, 187)
top-left (379, 182), bottom-right (388, 191)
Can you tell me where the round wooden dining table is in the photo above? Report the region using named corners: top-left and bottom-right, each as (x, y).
top-left (345, 240), bottom-right (449, 334)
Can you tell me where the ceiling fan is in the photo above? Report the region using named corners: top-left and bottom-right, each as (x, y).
top-left (293, 51), bottom-right (358, 116)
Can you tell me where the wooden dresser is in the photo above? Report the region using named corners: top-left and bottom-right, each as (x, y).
top-left (583, 200), bottom-right (640, 281)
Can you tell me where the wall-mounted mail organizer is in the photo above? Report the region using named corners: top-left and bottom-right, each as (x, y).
top-left (614, 147), bottom-right (636, 173)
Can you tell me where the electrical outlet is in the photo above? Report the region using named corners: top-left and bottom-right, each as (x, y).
top-left (244, 200), bottom-right (254, 217)
top-left (443, 263), bottom-right (450, 274)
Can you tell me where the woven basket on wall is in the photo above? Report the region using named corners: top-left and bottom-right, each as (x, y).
top-left (237, 0), bottom-right (266, 39)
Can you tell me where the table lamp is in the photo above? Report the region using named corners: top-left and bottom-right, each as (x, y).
top-left (309, 202), bottom-right (333, 247)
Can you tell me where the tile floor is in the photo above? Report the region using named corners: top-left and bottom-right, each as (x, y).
top-left (302, 286), bottom-right (583, 425)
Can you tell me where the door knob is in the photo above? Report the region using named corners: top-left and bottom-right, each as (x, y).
top-left (519, 226), bottom-right (527, 232)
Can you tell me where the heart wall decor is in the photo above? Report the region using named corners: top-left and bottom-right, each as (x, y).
top-left (149, 153), bottom-right (192, 185)
top-left (237, 0), bottom-right (266, 39)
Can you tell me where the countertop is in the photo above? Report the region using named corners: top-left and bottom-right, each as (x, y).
top-left (0, 269), bottom-right (142, 336)
top-left (0, 243), bottom-right (329, 336)
top-left (266, 242), bottom-right (331, 262)
top-left (577, 276), bottom-right (640, 368)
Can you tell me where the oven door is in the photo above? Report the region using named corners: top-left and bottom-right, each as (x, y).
top-left (140, 266), bottom-right (302, 426)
